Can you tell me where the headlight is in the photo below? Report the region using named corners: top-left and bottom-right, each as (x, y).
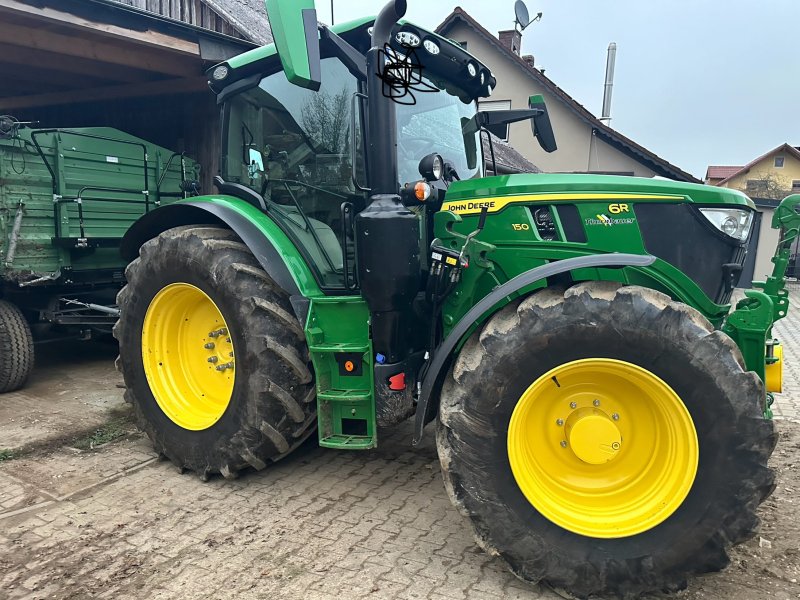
top-left (467, 62), bottom-right (477, 77)
top-left (211, 64), bottom-right (229, 81)
top-left (699, 208), bottom-right (754, 241)
top-left (396, 30), bottom-right (420, 47)
top-left (423, 39), bottom-right (440, 55)
top-left (419, 153), bottom-right (443, 181)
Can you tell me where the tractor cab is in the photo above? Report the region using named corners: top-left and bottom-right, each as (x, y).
top-left (207, 15), bottom-right (553, 292)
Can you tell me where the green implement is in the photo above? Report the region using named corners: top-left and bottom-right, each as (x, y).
top-left (0, 120), bottom-right (199, 391)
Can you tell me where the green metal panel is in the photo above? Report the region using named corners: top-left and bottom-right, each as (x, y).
top-left (0, 127), bottom-right (197, 281)
top-left (442, 173), bottom-right (754, 208)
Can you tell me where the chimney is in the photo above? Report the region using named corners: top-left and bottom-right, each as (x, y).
top-left (498, 29), bottom-right (522, 55)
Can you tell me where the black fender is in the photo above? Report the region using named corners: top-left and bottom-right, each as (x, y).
top-left (120, 202), bottom-right (302, 298)
top-left (411, 253), bottom-right (657, 445)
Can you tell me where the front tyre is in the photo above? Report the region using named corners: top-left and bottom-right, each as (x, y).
top-left (437, 282), bottom-right (777, 598)
top-left (114, 226), bottom-right (316, 479)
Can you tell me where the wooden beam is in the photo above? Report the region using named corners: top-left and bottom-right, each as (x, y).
top-left (0, 0), bottom-right (200, 56)
top-left (0, 64), bottom-right (105, 92)
top-left (0, 43), bottom-right (155, 84)
top-left (0, 20), bottom-right (198, 77)
top-left (0, 77), bottom-right (209, 111)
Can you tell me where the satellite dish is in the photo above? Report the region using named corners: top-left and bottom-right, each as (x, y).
top-left (514, 0), bottom-right (529, 30)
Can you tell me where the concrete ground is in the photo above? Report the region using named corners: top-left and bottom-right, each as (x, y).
top-left (0, 340), bottom-right (123, 452)
top-left (1, 292), bottom-right (800, 600)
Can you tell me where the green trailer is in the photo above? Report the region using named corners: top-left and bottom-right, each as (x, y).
top-left (0, 117), bottom-right (199, 391)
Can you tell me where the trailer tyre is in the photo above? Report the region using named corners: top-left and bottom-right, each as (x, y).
top-left (114, 226), bottom-right (316, 479)
top-left (0, 300), bottom-right (34, 393)
top-left (437, 282), bottom-right (776, 599)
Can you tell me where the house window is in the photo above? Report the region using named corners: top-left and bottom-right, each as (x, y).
top-left (477, 99), bottom-right (512, 141)
top-left (793, 180), bottom-right (800, 191)
top-left (746, 179), bottom-right (768, 194)
top-left (775, 156), bottom-right (785, 168)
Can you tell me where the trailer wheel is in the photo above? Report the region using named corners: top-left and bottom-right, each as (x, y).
top-left (114, 226), bottom-right (316, 479)
top-left (0, 300), bottom-right (34, 393)
top-left (437, 282), bottom-right (777, 598)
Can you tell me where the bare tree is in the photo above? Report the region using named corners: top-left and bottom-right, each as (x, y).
top-left (300, 86), bottom-right (350, 154)
top-left (741, 171), bottom-right (791, 200)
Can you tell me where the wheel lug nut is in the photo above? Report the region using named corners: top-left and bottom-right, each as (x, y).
top-left (204, 342), bottom-right (215, 349)
top-left (593, 399), bottom-right (600, 407)
top-left (208, 356), bottom-right (218, 363)
top-left (556, 418), bottom-right (564, 426)
top-left (612, 413), bottom-right (620, 421)
top-left (569, 402), bottom-right (577, 409)
top-left (560, 440), bottom-right (568, 448)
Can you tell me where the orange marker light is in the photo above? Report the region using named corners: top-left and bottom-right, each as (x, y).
top-left (344, 360), bottom-right (355, 372)
top-left (414, 181), bottom-right (431, 201)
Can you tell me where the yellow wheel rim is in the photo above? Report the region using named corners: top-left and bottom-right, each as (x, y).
top-left (142, 283), bottom-right (235, 431)
top-left (507, 358), bottom-right (698, 538)
top-left (765, 344), bottom-right (783, 393)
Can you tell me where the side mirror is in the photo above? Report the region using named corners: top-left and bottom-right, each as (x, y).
top-left (265, 0), bottom-right (321, 90)
top-left (529, 94), bottom-right (557, 153)
top-left (462, 101), bottom-right (557, 154)
top-left (461, 116), bottom-right (478, 170)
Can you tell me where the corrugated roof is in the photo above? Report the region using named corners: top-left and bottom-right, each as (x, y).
top-left (109, 0), bottom-right (272, 44)
top-left (205, 0), bottom-right (272, 44)
top-left (437, 7), bottom-right (701, 183)
top-left (705, 166), bottom-right (743, 180)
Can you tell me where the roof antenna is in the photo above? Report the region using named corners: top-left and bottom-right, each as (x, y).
top-left (600, 42), bottom-right (617, 125)
top-left (514, 0), bottom-right (542, 31)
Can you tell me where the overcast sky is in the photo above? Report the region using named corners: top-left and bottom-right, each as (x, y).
top-left (314, 0), bottom-right (799, 178)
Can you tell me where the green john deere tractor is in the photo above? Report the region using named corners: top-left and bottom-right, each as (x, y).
top-left (114, 0), bottom-right (799, 596)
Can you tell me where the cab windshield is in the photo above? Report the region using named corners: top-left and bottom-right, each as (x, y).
top-left (396, 83), bottom-right (482, 185)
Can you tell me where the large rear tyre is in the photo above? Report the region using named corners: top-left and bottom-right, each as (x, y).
top-left (437, 282), bottom-right (777, 598)
top-left (114, 226), bottom-right (316, 479)
top-left (0, 300), bottom-right (34, 393)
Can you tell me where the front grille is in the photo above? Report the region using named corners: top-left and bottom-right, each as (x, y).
top-left (634, 203), bottom-right (751, 304)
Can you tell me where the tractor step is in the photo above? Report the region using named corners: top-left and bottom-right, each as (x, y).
top-left (319, 433), bottom-right (375, 449)
top-left (306, 297), bottom-right (377, 450)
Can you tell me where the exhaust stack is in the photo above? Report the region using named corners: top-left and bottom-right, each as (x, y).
top-left (600, 42), bottom-right (617, 125)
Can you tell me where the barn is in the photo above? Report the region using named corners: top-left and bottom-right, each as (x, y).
top-left (0, 0), bottom-right (272, 189)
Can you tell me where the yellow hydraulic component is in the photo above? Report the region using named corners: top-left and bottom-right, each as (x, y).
top-left (507, 358), bottom-right (699, 539)
top-left (142, 283), bottom-right (235, 430)
top-left (765, 344), bottom-right (783, 393)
